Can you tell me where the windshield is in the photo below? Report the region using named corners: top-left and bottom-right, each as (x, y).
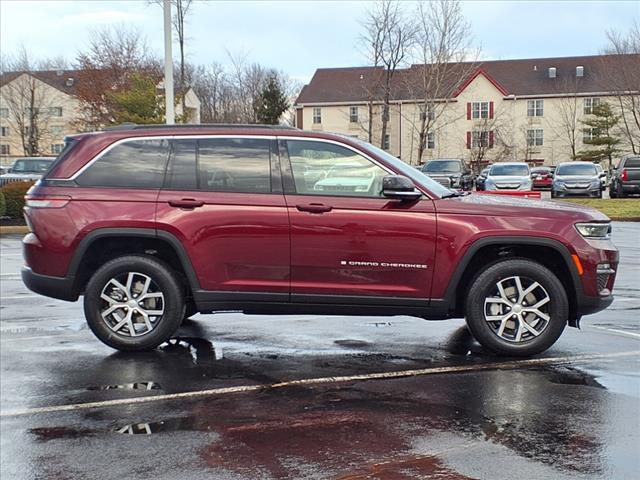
top-left (11, 159), bottom-right (53, 173)
top-left (490, 164), bottom-right (529, 177)
top-left (422, 160), bottom-right (461, 173)
top-left (623, 157), bottom-right (640, 168)
top-left (556, 163), bottom-right (597, 176)
top-left (351, 138), bottom-right (451, 197)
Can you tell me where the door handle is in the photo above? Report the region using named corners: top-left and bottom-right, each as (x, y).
top-left (168, 198), bottom-right (204, 209)
top-left (296, 203), bottom-right (332, 214)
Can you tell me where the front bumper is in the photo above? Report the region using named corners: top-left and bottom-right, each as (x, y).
top-left (21, 267), bottom-right (78, 302)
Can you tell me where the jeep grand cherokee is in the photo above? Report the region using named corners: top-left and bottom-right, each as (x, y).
top-left (22, 125), bottom-right (618, 356)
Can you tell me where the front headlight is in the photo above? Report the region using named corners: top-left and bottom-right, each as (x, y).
top-left (575, 222), bottom-right (611, 239)
top-left (591, 180), bottom-right (600, 188)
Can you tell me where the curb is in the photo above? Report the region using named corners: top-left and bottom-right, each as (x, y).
top-left (0, 225), bottom-right (29, 235)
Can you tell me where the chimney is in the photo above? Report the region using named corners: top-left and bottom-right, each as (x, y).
top-left (56, 69), bottom-right (64, 77)
top-left (66, 78), bottom-right (74, 87)
top-left (548, 67), bottom-right (557, 78)
top-left (533, 65), bottom-right (537, 71)
top-left (576, 66), bottom-right (584, 77)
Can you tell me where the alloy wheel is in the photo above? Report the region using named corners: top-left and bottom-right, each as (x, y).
top-left (483, 275), bottom-right (551, 343)
top-left (99, 272), bottom-right (165, 337)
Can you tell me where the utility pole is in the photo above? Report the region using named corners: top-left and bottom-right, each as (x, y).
top-left (163, 0), bottom-right (175, 124)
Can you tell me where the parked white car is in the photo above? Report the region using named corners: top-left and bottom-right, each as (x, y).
top-left (0, 157), bottom-right (55, 187)
top-left (484, 162), bottom-right (532, 191)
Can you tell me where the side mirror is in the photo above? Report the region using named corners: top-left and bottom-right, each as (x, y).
top-left (382, 175), bottom-right (422, 201)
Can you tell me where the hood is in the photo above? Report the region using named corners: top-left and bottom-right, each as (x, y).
top-left (425, 172), bottom-right (460, 177)
top-left (555, 175), bottom-right (599, 182)
top-left (487, 175), bottom-right (530, 182)
top-left (435, 192), bottom-right (609, 222)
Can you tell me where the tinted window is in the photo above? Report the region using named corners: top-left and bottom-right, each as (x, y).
top-left (198, 138), bottom-right (271, 193)
top-left (77, 139), bottom-right (170, 188)
top-left (166, 139), bottom-right (197, 190)
top-left (423, 160), bottom-right (461, 173)
top-left (556, 163), bottom-right (597, 176)
top-left (490, 164), bottom-right (529, 176)
top-left (287, 140), bottom-right (387, 197)
top-left (624, 157), bottom-right (640, 168)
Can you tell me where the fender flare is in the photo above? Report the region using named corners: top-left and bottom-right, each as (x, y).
top-left (68, 227), bottom-right (201, 293)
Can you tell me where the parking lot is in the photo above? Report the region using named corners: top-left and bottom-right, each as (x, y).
top-left (0, 222), bottom-right (638, 480)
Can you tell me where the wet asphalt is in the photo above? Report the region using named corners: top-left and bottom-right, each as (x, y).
top-left (1, 222), bottom-right (639, 480)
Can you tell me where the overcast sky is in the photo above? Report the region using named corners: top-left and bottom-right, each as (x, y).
top-left (1, 0), bottom-right (638, 82)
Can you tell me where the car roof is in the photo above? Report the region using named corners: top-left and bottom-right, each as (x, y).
top-left (491, 162), bottom-right (529, 166)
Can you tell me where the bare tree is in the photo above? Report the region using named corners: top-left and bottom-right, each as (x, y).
top-left (467, 108), bottom-right (512, 172)
top-left (0, 46), bottom-right (55, 156)
top-left (408, 0), bottom-right (479, 164)
top-left (602, 20), bottom-right (640, 154)
top-left (552, 75), bottom-right (581, 160)
top-left (362, 1), bottom-right (414, 148)
top-left (75, 25), bottom-right (161, 128)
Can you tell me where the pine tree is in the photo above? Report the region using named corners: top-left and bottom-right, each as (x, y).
top-left (256, 75), bottom-right (289, 125)
top-left (575, 102), bottom-right (621, 170)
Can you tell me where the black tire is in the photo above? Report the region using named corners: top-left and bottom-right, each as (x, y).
top-left (464, 258), bottom-right (568, 356)
top-left (609, 183), bottom-right (617, 198)
top-left (617, 183), bottom-right (627, 198)
top-left (597, 188), bottom-right (603, 199)
top-left (84, 255), bottom-right (185, 351)
top-left (550, 189), bottom-right (556, 199)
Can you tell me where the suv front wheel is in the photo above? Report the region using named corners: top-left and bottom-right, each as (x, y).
top-left (465, 259), bottom-right (568, 356)
top-left (84, 255), bottom-right (185, 351)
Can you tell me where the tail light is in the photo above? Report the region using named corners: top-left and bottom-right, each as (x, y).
top-left (25, 195), bottom-right (71, 208)
top-left (621, 169), bottom-right (628, 181)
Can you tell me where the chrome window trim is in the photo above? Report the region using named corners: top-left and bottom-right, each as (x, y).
top-left (277, 136), bottom-right (434, 200)
top-left (67, 134), bottom-right (277, 180)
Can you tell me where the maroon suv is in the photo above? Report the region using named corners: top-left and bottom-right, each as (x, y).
top-left (22, 125), bottom-right (618, 356)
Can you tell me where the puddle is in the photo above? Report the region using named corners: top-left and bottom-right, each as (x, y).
top-left (115, 417), bottom-right (203, 435)
top-left (29, 426), bottom-right (94, 442)
top-left (334, 339), bottom-right (371, 348)
top-left (87, 381), bottom-right (162, 391)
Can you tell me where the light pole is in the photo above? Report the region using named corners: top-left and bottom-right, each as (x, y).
top-left (163, 0), bottom-right (175, 125)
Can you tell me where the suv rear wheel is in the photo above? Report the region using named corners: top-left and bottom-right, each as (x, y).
top-left (465, 259), bottom-right (568, 356)
top-left (83, 255), bottom-right (185, 351)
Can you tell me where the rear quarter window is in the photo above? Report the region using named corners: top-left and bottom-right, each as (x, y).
top-left (76, 139), bottom-right (170, 188)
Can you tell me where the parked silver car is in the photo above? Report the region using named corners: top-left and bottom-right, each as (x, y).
top-left (484, 162), bottom-right (532, 191)
top-left (0, 157), bottom-right (55, 187)
top-left (551, 161), bottom-right (602, 199)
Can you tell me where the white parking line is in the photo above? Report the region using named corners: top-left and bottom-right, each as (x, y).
top-left (586, 325), bottom-right (640, 339)
top-left (1, 350), bottom-right (638, 418)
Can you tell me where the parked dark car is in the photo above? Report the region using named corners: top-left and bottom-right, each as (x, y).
top-left (475, 166), bottom-right (490, 191)
top-left (610, 155), bottom-right (640, 198)
top-left (421, 159), bottom-right (474, 190)
top-left (551, 162), bottom-right (602, 198)
top-left (530, 166), bottom-right (553, 190)
top-left (22, 124), bottom-right (618, 356)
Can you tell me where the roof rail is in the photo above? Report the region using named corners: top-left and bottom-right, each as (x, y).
top-left (105, 123), bottom-right (298, 131)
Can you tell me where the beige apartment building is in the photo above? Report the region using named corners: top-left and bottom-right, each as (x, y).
top-left (294, 54), bottom-right (639, 168)
top-left (0, 69), bottom-right (201, 165)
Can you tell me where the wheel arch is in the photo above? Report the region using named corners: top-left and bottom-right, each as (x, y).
top-left (442, 236), bottom-right (582, 326)
top-left (69, 228), bottom-right (200, 297)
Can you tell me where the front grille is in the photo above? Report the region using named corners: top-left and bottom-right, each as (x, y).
top-left (434, 178), bottom-right (451, 187)
top-left (496, 183), bottom-right (520, 189)
top-left (566, 183), bottom-right (590, 189)
top-left (0, 177), bottom-right (31, 187)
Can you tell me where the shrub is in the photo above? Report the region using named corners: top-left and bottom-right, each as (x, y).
top-left (0, 191), bottom-right (5, 217)
top-left (0, 181), bottom-right (34, 218)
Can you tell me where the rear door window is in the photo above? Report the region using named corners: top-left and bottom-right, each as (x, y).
top-left (164, 137), bottom-right (272, 193)
top-left (77, 139), bottom-right (170, 188)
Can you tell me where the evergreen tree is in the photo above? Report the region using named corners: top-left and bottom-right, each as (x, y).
top-left (108, 73), bottom-right (165, 125)
top-left (256, 75), bottom-right (289, 125)
top-left (576, 102), bottom-right (621, 170)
